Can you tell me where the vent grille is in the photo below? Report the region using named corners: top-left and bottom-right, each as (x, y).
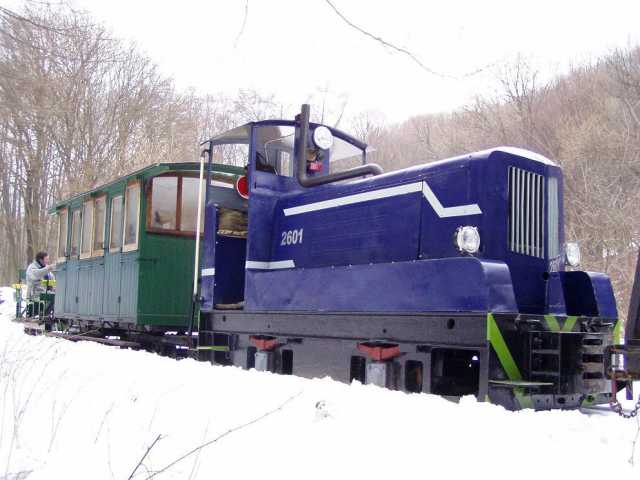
top-left (547, 176), bottom-right (560, 258)
top-left (508, 167), bottom-right (544, 258)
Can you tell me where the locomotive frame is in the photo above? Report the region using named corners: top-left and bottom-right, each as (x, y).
top-left (198, 310), bottom-right (618, 410)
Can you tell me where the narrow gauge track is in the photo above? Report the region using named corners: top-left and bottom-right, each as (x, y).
top-left (18, 319), bottom-right (197, 360)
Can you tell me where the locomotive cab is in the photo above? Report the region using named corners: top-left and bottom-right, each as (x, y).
top-left (199, 116), bottom-right (376, 309)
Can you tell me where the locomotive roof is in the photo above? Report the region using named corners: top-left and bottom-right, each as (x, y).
top-left (207, 120), bottom-right (367, 151)
top-left (49, 161), bottom-right (243, 213)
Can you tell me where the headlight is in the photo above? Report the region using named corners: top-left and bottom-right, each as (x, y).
top-left (565, 242), bottom-right (581, 267)
top-left (312, 126), bottom-right (333, 150)
top-left (455, 226), bottom-right (480, 254)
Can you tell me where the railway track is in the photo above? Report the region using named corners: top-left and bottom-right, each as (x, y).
top-left (18, 318), bottom-right (196, 360)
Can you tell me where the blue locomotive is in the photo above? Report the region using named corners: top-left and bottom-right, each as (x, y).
top-left (196, 105), bottom-right (621, 410)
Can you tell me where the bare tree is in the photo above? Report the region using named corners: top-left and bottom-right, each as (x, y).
top-left (0, 3), bottom-right (204, 278)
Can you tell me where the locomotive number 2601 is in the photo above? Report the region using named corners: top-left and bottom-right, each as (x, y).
top-left (281, 228), bottom-right (304, 246)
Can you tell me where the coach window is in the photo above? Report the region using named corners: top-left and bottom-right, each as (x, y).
top-left (109, 195), bottom-right (124, 252)
top-left (180, 177), bottom-right (205, 232)
top-left (80, 199), bottom-right (94, 259)
top-left (56, 209), bottom-right (69, 262)
top-left (146, 175), bottom-right (204, 235)
top-left (123, 181), bottom-right (140, 252)
top-left (148, 176), bottom-right (178, 231)
top-left (92, 195), bottom-right (107, 256)
top-left (70, 209), bottom-right (81, 258)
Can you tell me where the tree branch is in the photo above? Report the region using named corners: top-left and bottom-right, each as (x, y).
top-left (233, 0), bottom-right (249, 48)
top-left (0, 2), bottom-right (76, 35)
top-left (323, 0), bottom-right (449, 78)
top-left (128, 433), bottom-right (163, 480)
top-left (323, 0), bottom-right (490, 79)
top-left (145, 391), bottom-right (302, 479)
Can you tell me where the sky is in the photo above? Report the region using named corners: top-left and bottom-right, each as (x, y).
top-left (11, 0), bottom-right (640, 123)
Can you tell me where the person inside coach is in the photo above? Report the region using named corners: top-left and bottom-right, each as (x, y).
top-left (26, 251), bottom-right (55, 300)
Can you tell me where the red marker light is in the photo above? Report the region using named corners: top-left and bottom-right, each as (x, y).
top-left (235, 175), bottom-right (249, 199)
top-left (308, 161), bottom-right (323, 172)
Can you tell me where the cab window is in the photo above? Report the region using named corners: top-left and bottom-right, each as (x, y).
top-left (254, 124), bottom-right (365, 177)
top-left (256, 125), bottom-right (295, 177)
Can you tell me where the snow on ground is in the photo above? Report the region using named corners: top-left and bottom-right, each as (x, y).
top-left (0, 286), bottom-right (639, 480)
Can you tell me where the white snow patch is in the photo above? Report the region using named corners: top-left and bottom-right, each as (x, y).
top-left (0, 286), bottom-right (638, 479)
top-left (0, 287), bottom-right (17, 317)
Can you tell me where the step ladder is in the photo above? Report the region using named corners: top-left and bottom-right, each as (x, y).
top-left (529, 331), bottom-right (562, 386)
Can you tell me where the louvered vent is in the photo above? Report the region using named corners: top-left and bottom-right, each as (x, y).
top-left (508, 167), bottom-right (544, 258)
top-left (547, 176), bottom-right (560, 258)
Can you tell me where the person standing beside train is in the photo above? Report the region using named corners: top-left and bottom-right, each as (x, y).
top-left (26, 251), bottom-right (55, 300)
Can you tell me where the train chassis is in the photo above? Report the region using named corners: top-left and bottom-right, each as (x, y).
top-left (197, 310), bottom-right (617, 411)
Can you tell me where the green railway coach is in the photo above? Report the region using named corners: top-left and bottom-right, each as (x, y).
top-left (50, 162), bottom-right (244, 331)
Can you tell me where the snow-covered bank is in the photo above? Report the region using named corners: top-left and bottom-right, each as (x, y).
top-left (0, 286), bottom-right (638, 479)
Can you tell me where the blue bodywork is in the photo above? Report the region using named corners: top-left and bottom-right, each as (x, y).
top-left (201, 120), bottom-right (617, 319)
